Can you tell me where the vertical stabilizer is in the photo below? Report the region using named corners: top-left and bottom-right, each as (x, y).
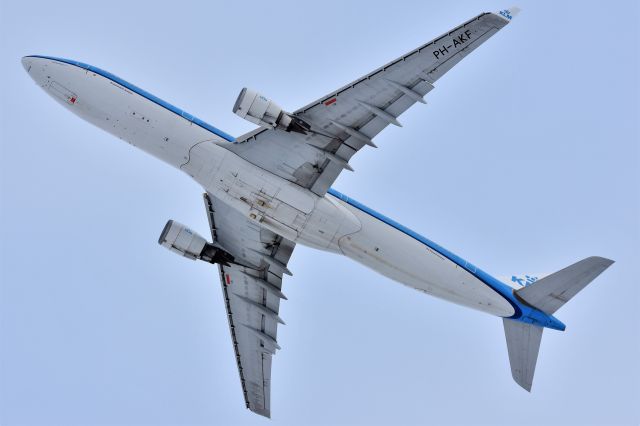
top-left (503, 319), bottom-right (543, 391)
top-left (502, 256), bottom-right (613, 391)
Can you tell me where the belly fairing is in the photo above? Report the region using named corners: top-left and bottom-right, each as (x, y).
top-left (24, 56), bottom-right (515, 318)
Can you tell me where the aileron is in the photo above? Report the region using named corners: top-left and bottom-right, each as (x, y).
top-left (26, 9), bottom-right (611, 422)
top-left (203, 192), bottom-right (292, 418)
top-left (226, 10), bottom-right (512, 196)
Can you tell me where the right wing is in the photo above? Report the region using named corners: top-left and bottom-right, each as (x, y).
top-left (203, 193), bottom-right (295, 418)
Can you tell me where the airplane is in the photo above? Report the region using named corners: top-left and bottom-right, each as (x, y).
top-left (22, 7), bottom-right (613, 418)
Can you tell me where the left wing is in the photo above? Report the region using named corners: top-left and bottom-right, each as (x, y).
top-left (203, 193), bottom-right (295, 418)
top-left (223, 8), bottom-right (519, 196)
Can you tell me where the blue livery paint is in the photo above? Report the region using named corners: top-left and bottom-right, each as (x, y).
top-left (499, 9), bottom-right (514, 20)
top-left (25, 55), bottom-right (235, 143)
top-left (512, 275), bottom-right (539, 286)
top-left (28, 55), bottom-right (565, 331)
top-left (327, 188), bottom-right (566, 331)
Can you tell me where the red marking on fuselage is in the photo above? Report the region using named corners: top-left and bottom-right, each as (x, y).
top-left (225, 274), bottom-right (231, 285)
top-left (324, 97), bottom-right (337, 106)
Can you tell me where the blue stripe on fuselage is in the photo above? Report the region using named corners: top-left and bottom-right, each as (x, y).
top-left (27, 55), bottom-right (565, 331)
top-left (25, 55), bottom-right (235, 142)
top-left (328, 189), bottom-right (566, 331)
top-left (327, 189), bottom-right (522, 318)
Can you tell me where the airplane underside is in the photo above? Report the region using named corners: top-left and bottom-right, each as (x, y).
top-left (22, 7), bottom-right (613, 417)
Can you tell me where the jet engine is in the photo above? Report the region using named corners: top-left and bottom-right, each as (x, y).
top-left (233, 88), bottom-right (310, 134)
top-left (158, 220), bottom-right (234, 265)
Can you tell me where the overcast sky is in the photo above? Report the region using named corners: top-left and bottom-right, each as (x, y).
top-left (1, 1), bottom-right (638, 425)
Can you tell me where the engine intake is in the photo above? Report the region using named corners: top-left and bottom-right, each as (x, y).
top-left (233, 88), bottom-right (310, 134)
top-left (158, 220), bottom-right (234, 265)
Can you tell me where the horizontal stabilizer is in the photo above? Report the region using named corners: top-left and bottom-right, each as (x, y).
top-left (515, 257), bottom-right (614, 314)
top-left (503, 318), bottom-right (543, 391)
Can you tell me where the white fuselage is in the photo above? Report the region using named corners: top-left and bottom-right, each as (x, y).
top-left (23, 56), bottom-right (517, 318)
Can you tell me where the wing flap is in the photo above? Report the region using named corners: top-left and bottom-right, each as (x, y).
top-left (226, 11), bottom-right (514, 196)
top-left (204, 193), bottom-right (294, 418)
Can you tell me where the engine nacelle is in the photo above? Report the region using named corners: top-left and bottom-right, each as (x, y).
top-left (232, 88), bottom-right (310, 134)
top-left (158, 220), bottom-right (207, 260)
top-left (159, 220), bottom-right (236, 265)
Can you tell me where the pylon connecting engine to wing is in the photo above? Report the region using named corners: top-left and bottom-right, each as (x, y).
top-left (158, 220), bottom-right (234, 265)
top-left (233, 88), bottom-right (311, 134)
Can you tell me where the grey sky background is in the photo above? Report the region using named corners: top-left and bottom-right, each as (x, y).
top-left (1, 1), bottom-right (638, 425)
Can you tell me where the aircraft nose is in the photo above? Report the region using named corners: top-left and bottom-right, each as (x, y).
top-left (21, 56), bottom-right (33, 73)
top-left (21, 56), bottom-right (52, 87)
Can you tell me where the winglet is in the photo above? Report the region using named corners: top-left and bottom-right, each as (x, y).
top-left (496, 6), bottom-right (521, 22)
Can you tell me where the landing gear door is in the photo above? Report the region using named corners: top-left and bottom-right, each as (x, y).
top-left (49, 81), bottom-right (78, 105)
